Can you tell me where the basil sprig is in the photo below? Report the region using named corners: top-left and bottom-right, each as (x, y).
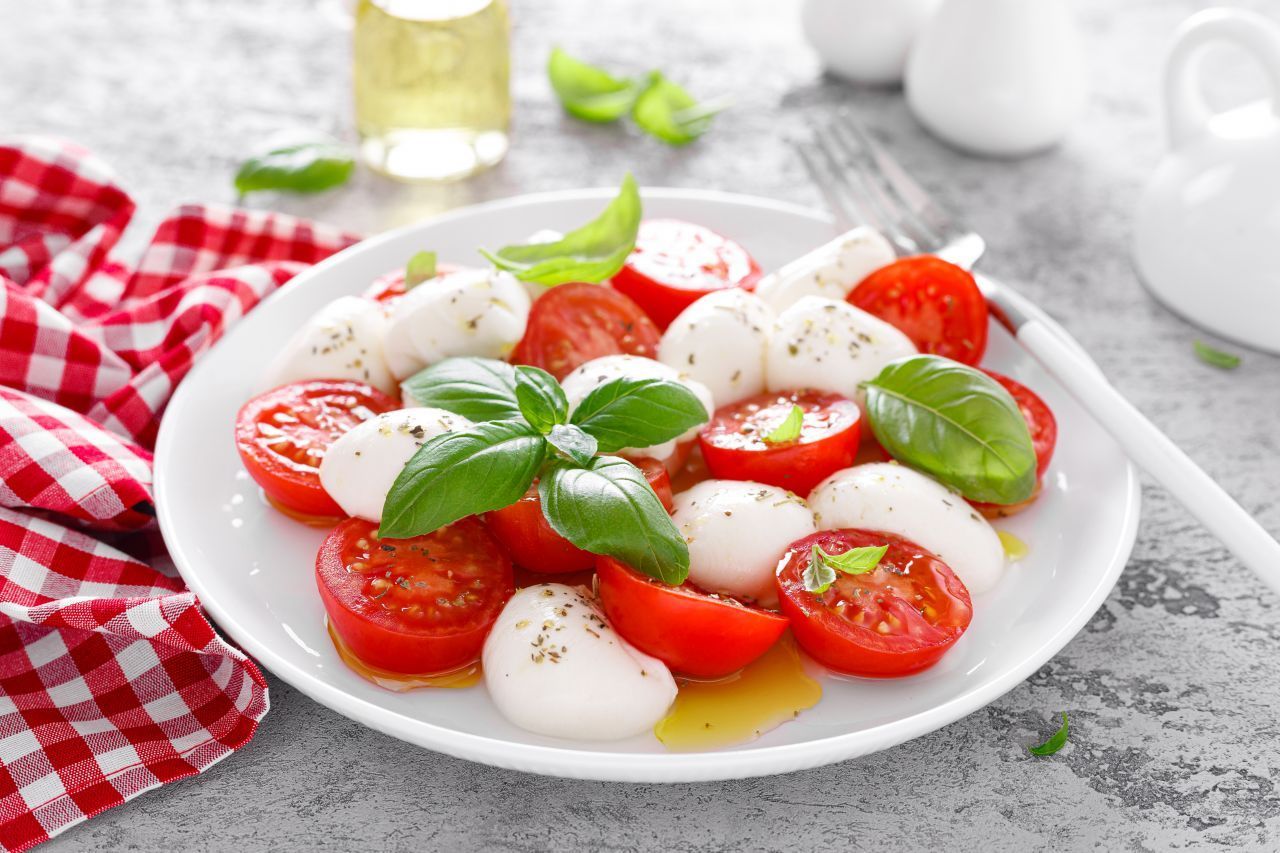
top-left (548, 48), bottom-right (642, 123)
top-left (383, 357), bottom-right (708, 582)
top-left (1193, 340), bottom-right (1241, 370)
top-left (632, 72), bottom-right (727, 145)
top-left (234, 135), bottom-right (355, 196)
top-left (405, 251), bottom-right (437, 289)
top-left (1028, 712), bottom-right (1070, 756)
top-left (803, 544), bottom-right (888, 594)
top-left (762, 404), bottom-right (804, 445)
top-left (862, 355), bottom-right (1038, 505)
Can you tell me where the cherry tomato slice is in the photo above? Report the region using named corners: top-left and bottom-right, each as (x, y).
top-left (848, 256), bottom-right (989, 365)
top-left (509, 282), bottom-right (661, 381)
top-left (316, 517), bottom-right (514, 674)
top-left (698, 390), bottom-right (861, 497)
top-left (611, 219), bottom-right (762, 330)
top-left (597, 556), bottom-right (788, 679)
top-left (364, 262), bottom-right (466, 305)
top-left (485, 457), bottom-right (673, 574)
top-left (776, 530), bottom-right (972, 677)
top-left (970, 370), bottom-right (1058, 517)
top-left (235, 380), bottom-right (398, 517)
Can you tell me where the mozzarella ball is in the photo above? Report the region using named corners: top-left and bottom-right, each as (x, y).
top-left (658, 288), bottom-right (774, 407)
top-left (382, 268), bottom-right (531, 380)
top-left (673, 480), bottom-right (817, 608)
top-left (808, 462), bottom-right (1005, 594)
top-left (264, 295), bottom-right (395, 394)
top-left (483, 584), bottom-right (677, 740)
top-left (318, 407), bottom-right (473, 522)
top-left (754, 227), bottom-right (896, 312)
top-left (765, 296), bottom-right (917, 400)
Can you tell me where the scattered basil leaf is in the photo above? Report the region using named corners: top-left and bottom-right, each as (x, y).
top-left (863, 355), bottom-right (1038, 505)
top-left (570, 377), bottom-right (708, 453)
top-left (548, 47), bottom-right (642, 123)
top-left (763, 404), bottom-right (804, 445)
top-left (632, 72), bottom-right (726, 145)
top-left (234, 136), bottom-right (355, 195)
top-left (479, 174), bottom-right (641, 286)
top-left (514, 366), bottom-right (569, 433)
top-left (539, 456), bottom-right (689, 584)
top-left (405, 251), bottom-right (437, 289)
top-left (803, 559), bottom-right (836, 597)
top-left (547, 423), bottom-right (597, 466)
top-left (379, 420), bottom-right (546, 539)
top-left (400, 358), bottom-right (520, 422)
top-left (803, 544), bottom-right (888, 594)
top-left (1028, 712), bottom-right (1070, 756)
top-left (1193, 340), bottom-right (1241, 370)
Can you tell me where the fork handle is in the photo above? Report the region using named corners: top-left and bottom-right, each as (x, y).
top-left (1017, 320), bottom-right (1280, 595)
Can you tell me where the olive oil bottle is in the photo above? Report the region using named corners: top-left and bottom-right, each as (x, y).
top-left (354, 0), bottom-right (510, 181)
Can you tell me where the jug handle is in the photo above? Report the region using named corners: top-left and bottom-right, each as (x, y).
top-left (1165, 8), bottom-right (1280, 150)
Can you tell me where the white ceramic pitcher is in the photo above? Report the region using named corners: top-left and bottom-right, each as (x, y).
top-left (1133, 8), bottom-right (1280, 355)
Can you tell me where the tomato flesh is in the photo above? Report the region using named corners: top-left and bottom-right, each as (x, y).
top-left (776, 530), bottom-right (972, 677)
top-left (235, 380), bottom-right (398, 517)
top-left (509, 282), bottom-right (661, 381)
top-left (316, 517), bottom-right (514, 674)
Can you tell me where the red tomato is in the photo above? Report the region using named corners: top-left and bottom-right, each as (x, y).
top-left (611, 219), bottom-right (762, 330)
top-left (848, 256), bottom-right (989, 365)
top-left (776, 530), bottom-right (972, 677)
top-left (596, 556), bottom-right (789, 678)
top-left (316, 517), bottom-right (514, 674)
top-left (970, 370), bottom-right (1058, 517)
top-left (235, 380), bottom-right (398, 517)
top-left (364, 262), bottom-right (465, 304)
top-left (485, 457), bottom-right (673, 574)
top-left (509, 282), bottom-right (661, 381)
top-left (698, 390), bottom-right (861, 496)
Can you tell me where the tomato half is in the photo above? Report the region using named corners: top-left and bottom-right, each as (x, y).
top-left (509, 282), bottom-right (661, 381)
top-left (486, 457), bottom-right (673, 574)
top-left (596, 556), bottom-right (788, 678)
top-left (364, 262), bottom-right (465, 305)
top-left (698, 390), bottom-right (861, 497)
top-left (848, 256), bottom-right (989, 365)
top-left (611, 219), bottom-right (762, 330)
top-left (317, 517), bottom-right (514, 674)
top-left (776, 530), bottom-right (972, 677)
top-left (235, 380), bottom-right (398, 517)
top-left (970, 370), bottom-right (1058, 517)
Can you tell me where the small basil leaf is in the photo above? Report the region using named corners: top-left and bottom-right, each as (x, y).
top-left (570, 377), bottom-right (708, 453)
top-left (547, 423), bottom-right (597, 466)
top-left (379, 420), bottom-right (546, 539)
top-left (548, 47), bottom-right (642, 123)
top-left (514, 365), bottom-right (569, 433)
top-left (763, 404), bottom-right (804, 445)
top-left (1193, 340), bottom-right (1241, 370)
top-left (803, 544), bottom-right (887, 594)
top-left (863, 355), bottom-right (1038, 504)
top-left (539, 456), bottom-right (688, 584)
top-left (803, 559), bottom-right (837, 595)
top-left (632, 72), bottom-right (727, 145)
top-left (479, 174), bottom-right (641, 286)
top-left (400, 358), bottom-right (521, 422)
top-left (1028, 712), bottom-right (1070, 756)
top-left (405, 251), bottom-right (437, 289)
top-left (234, 137), bottom-right (355, 195)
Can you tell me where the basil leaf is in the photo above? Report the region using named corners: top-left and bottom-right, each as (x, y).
top-left (570, 377), bottom-right (708, 453)
top-left (539, 456), bottom-right (688, 584)
top-left (632, 72), bottom-right (727, 145)
top-left (479, 174), bottom-right (641, 286)
top-left (234, 137), bottom-right (355, 195)
top-left (803, 559), bottom-right (837, 596)
top-left (763, 404), bottom-right (804, 445)
top-left (1028, 712), bottom-right (1070, 756)
top-left (379, 420), bottom-right (546, 539)
top-left (803, 544), bottom-right (888, 594)
top-left (514, 365), bottom-right (568, 433)
top-left (400, 358), bottom-right (521, 422)
top-left (1193, 340), bottom-right (1241, 370)
top-left (863, 355), bottom-right (1038, 504)
top-left (405, 251), bottom-right (437, 289)
top-left (548, 47), bottom-right (642, 123)
top-left (547, 423), bottom-right (597, 466)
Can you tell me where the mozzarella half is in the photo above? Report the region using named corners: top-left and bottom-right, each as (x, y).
top-left (808, 462), bottom-right (1005, 594)
top-left (264, 295), bottom-right (396, 395)
top-left (673, 480), bottom-right (817, 608)
top-left (765, 296), bottom-right (916, 400)
top-left (483, 584), bottom-right (677, 740)
top-left (318, 407), bottom-right (473, 522)
top-left (382, 268), bottom-right (532, 380)
top-left (658, 288), bottom-right (774, 407)
top-left (754, 226), bottom-right (896, 312)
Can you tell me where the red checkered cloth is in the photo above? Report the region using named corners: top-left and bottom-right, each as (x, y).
top-left (0, 138), bottom-right (360, 851)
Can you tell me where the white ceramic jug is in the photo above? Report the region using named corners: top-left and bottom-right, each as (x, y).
top-left (1133, 8), bottom-right (1280, 355)
top-left (904, 0), bottom-right (1086, 156)
top-left (800, 0), bottom-right (940, 86)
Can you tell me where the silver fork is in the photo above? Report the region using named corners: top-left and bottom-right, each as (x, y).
top-left (796, 110), bottom-right (1280, 596)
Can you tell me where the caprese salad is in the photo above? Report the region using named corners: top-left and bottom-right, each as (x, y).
top-left (234, 176), bottom-right (1057, 746)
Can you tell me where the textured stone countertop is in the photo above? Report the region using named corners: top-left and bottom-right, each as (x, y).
top-left (8, 0), bottom-right (1280, 849)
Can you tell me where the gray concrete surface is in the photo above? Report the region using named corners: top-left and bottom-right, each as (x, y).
top-left (6, 0), bottom-right (1280, 849)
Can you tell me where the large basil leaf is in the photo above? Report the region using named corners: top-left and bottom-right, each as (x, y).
top-left (548, 48), bottom-right (642, 123)
top-left (570, 377), bottom-right (708, 452)
top-left (234, 136), bottom-right (354, 195)
top-left (514, 365), bottom-right (568, 433)
top-left (539, 456), bottom-right (688, 584)
top-left (863, 355), bottom-right (1038, 504)
top-left (400, 358), bottom-right (521, 422)
top-left (631, 73), bottom-right (726, 146)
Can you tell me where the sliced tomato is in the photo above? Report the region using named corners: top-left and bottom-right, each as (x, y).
top-left (848, 256), bottom-right (989, 365)
top-left (776, 530), bottom-right (972, 677)
top-left (698, 390), bottom-right (861, 496)
top-left (236, 380), bottom-right (398, 517)
top-left (509, 282), bottom-right (661, 381)
top-left (317, 516), bottom-right (514, 674)
top-left (485, 457), bottom-right (672, 574)
top-left (364, 262), bottom-right (465, 305)
top-left (970, 370), bottom-right (1058, 517)
top-left (596, 556), bottom-right (788, 678)
top-left (611, 219), bottom-right (762, 330)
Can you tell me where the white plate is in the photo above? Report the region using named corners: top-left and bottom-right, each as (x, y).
top-left (155, 189), bottom-right (1140, 782)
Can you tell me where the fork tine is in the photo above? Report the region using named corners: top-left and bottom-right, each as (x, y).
top-left (796, 126), bottom-right (893, 238)
top-left (792, 139), bottom-right (858, 232)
